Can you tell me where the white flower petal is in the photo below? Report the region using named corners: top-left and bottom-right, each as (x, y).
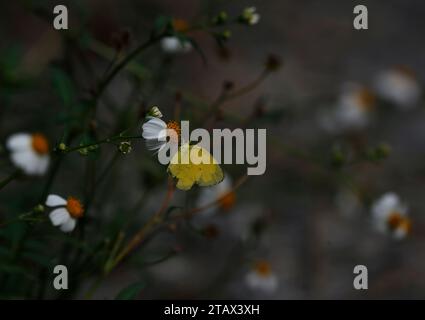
top-left (250, 14), bottom-right (260, 24)
top-left (319, 84), bottom-right (372, 133)
top-left (146, 139), bottom-right (166, 152)
top-left (216, 175), bottom-right (232, 194)
top-left (146, 117), bottom-right (167, 127)
top-left (49, 208), bottom-right (71, 226)
top-left (374, 70), bottom-right (421, 109)
top-left (10, 150), bottom-right (43, 175)
top-left (161, 37), bottom-right (192, 53)
top-left (196, 187), bottom-right (218, 217)
top-left (393, 227), bottom-right (408, 240)
top-left (35, 155), bottom-right (50, 175)
top-left (6, 134), bottom-right (31, 152)
top-left (372, 192), bottom-right (404, 219)
top-left (142, 118), bottom-right (167, 139)
top-left (371, 192), bottom-right (408, 234)
top-left (46, 194), bottom-right (67, 207)
top-left (246, 271), bottom-right (278, 293)
top-left (196, 174), bottom-right (233, 217)
top-left (60, 218), bottom-right (76, 233)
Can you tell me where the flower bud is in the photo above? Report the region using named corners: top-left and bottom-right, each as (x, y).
top-left (239, 7), bottom-right (260, 25)
top-left (118, 141), bottom-right (132, 154)
top-left (212, 11), bottom-right (228, 25)
top-left (147, 106), bottom-right (163, 118)
top-left (58, 142), bottom-right (67, 152)
top-left (33, 204), bottom-right (45, 213)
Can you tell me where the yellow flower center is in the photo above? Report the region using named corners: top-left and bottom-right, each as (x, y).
top-left (254, 261), bottom-right (272, 277)
top-left (167, 121), bottom-right (181, 144)
top-left (356, 88), bottom-right (376, 111)
top-left (31, 133), bottom-right (49, 155)
top-left (66, 197), bottom-right (84, 219)
top-left (218, 191), bottom-right (236, 211)
top-left (172, 19), bottom-right (189, 32)
top-left (387, 211), bottom-right (411, 235)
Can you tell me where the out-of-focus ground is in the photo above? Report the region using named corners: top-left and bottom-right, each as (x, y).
top-left (1, 0), bottom-right (425, 299)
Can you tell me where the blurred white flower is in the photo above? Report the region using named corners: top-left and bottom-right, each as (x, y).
top-left (161, 37), bottom-right (192, 54)
top-left (245, 261), bottom-right (278, 293)
top-left (6, 133), bottom-right (50, 175)
top-left (319, 84), bottom-right (376, 133)
top-left (241, 7), bottom-right (260, 25)
top-left (371, 192), bottom-right (411, 239)
top-left (196, 174), bottom-right (235, 217)
top-left (142, 112), bottom-right (180, 152)
top-left (374, 66), bottom-right (421, 109)
top-left (45, 194), bottom-right (84, 233)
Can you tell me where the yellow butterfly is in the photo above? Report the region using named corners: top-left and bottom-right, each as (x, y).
top-left (167, 144), bottom-right (224, 191)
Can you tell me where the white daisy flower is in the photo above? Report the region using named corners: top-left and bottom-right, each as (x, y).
top-left (6, 133), bottom-right (50, 175)
top-left (45, 194), bottom-right (84, 233)
top-left (245, 261), bottom-right (278, 293)
top-left (241, 7), bottom-right (260, 25)
top-left (161, 37), bottom-right (192, 54)
top-left (196, 174), bottom-right (235, 217)
top-left (319, 83), bottom-right (376, 133)
top-left (371, 192), bottom-right (411, 239)
top-left (374, 66), bottom-right (421, 109)
top-left (142, 113), bottom-right (181, 153)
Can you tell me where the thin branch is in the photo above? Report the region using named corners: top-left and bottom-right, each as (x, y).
top-left (0, 169), bottom-right (21, 191)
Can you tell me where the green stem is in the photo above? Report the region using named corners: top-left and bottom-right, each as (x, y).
top-left (94, 35), bottom-right (164, 101)
top-left (63, 134), bottom-right (143, 154)
top-left (0, 169), bottom-right (21, 191)
top-left (0, 210), bottom-right (37, 228)
top-left (105, 179), bottom-right (175, 274)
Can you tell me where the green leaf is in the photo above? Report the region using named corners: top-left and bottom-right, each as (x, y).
top-left (115, 282), bottom-right (145, 300)
top-left (0, 46), bottom-right (23, 85)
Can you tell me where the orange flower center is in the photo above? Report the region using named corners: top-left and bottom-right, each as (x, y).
top-left (356, 88), bottom-right (376, 111)
top-left (254, 261), bottom-right (272, 277)
top-left (218, 191), bottom-right (236, 211)
top-left (172, 19), bottom-right (189, 32)
top-left (31, 133), bottom-right (49, 155)
top-left (387, 212), bottom-right (411, 234)
top-left (66, 197), bottom-right (84, 219)
top-left (394, 65), bottom-right (416, 81)
top-left (167, 121), bottom-right (181, 144)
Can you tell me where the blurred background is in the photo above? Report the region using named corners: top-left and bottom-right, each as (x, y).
top-left (1, 0), bottom-right (425, 299)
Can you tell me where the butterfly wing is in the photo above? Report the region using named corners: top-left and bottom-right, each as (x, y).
top-left (168, 144), bottom-right (224, 190)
